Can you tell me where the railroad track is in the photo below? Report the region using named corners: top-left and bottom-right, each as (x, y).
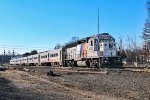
top-left (4, 65), bottom-right (150, 74)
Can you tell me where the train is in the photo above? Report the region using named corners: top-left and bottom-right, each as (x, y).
top-left (10, 33), bottom-right (123, 68)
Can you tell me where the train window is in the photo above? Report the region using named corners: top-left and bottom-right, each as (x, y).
top-left (34, 57), bottom-right (37, 59)
top-left (114, 43), bottom-right (116, 46)
top-left (50, 54), bottom-right (52, 57)
top-left (94, 39), bottom-right (98, 44)
top-left (29, 58), bottom-right (32, 60)
top-left (91, 40), bottom-right (93, 46)
top-left (41, 55), bottom-right (47, 58)
top-left (109, 43), bottom-right (113, 48)
top-left (100, 44), bottom-right (103, 46)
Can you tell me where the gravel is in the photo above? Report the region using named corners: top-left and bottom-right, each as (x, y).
top-left (48, 67), bottom-right (150, 100)
top-left (2, 65), bottom-right (150, 100)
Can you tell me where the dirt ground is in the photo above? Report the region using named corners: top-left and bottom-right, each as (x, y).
top-left (0, 66), bottom-right (150, 100)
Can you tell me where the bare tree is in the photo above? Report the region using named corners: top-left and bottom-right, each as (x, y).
top-left (70, 37), bottom-right (79, 43)
top-left (22, 50), bottom-right (38, 57)
top-left (30, 50), bottom-right (38, 55)
top-left (143, 0), bottom-right (150, 64)
top-left (23, 52), bottom-right (31, 57)
top-left (124, 35), bottom-right (142, 64)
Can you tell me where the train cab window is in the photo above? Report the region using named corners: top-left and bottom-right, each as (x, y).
top-left (56, 53), bottom-right (58, 56)
top-left (114, 43), bottom-right (116, 46)
top-left (91, 40), bottom-right (93, 46)
top-left (94, 39), bottom-right (98, 44)
top-left (109, 43), bottom-right (113, 48)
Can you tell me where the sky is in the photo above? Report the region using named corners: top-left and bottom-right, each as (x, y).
top-left (0, 0), bottom-right (147, 54)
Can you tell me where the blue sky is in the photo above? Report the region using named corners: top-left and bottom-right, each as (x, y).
top-left (0, 0), bottom-right (147, 54)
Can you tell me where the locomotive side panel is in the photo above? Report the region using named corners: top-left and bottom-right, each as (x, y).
top-left (87, 37), bottom-right (99, 58)
top-left (66, 47), bottom-right (77, 60)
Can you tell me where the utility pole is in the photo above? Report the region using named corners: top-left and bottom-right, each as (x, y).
top-left (13, 50), bottom-right (15, 57)
top-left (119, 37), bottom-right (123, 51)
top-left (98, 8), bottom-right (100, 34)
top-left (3, 50), bottom-right (5, 64)
top-left (1, 54), bottom-right (3, 65)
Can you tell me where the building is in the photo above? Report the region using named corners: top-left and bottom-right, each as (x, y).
top-left (0, 55), bottom-right (12, 64)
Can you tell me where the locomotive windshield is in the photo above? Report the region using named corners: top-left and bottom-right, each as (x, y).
top-left (98, 35), bottom-right (115, 43)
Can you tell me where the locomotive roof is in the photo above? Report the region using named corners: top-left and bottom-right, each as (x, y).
top-left (97, 33), bottom-right (115, 41)
top-left (64, 33), bottom-right (113, 48)
top-left (64, 37), bottom-right (90, 48)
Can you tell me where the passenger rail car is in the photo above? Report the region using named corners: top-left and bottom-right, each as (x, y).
top-left (32, 54), bottom-right (40, 66)
top-left (20, 57), bottom-right (27, 66)
top-left (48, 48), bottom-right (62, 66)
top-left (40, 51), bottom-right (49, 66)
top-left (10, 33), bottom-right (123, 68)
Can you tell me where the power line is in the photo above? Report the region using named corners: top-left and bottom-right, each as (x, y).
top-left (0, 46), bottom-right (49, 49)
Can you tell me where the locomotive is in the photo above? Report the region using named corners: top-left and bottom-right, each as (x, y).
top-left (10, 33), bottom-right (123, 68)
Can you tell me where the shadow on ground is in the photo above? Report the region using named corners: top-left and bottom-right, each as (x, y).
top-left (0, 77), bottom-right (50, 100)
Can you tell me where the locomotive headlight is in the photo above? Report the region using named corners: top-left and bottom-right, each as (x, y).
top-left (117, 57), bottom-right (121, 62)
